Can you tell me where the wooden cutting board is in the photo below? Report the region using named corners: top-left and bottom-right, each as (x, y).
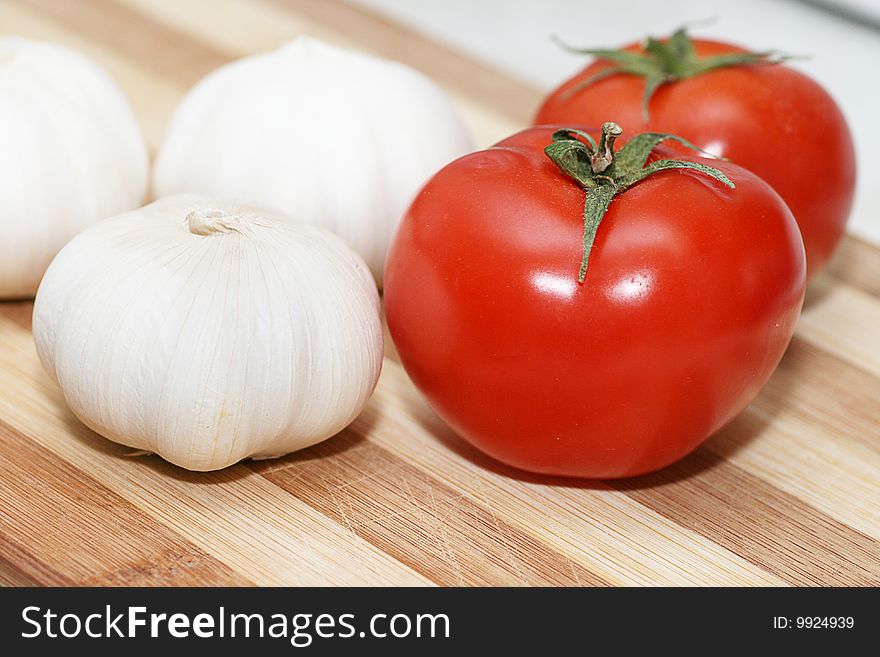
top-left (1, 0), bottom-right (878, 587)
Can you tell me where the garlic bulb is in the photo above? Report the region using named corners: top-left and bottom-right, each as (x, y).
top-left (33, 194), bottom-right (383, 472)
top-left (0, 37), bottom-right (148, 298)
top-left (153, 36), bottom-right (472, 285)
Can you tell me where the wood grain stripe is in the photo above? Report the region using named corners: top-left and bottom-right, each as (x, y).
top-left (826, 235), bottom-right (880, 298)
top-left (0, 552), bottom-right (39, 586)
top-left (254, 432), bottom-right (610, 586)
top-left (0, 533), bottom-right (65, 586)
top-left (613, 449), bottom-right (880, 586)
top-left (706, 411), bottom-right (880, 543)
top-left (799, 276), bottom-right (880, 375)
top-left (0, 563), bottom-right (37, 587)
top-left (0, 419), bottom-right (250, 586)
top-left (0, 302), bottom-right (32, 332)
top-left (754, 338), bottom-right (880, 456)
top-left (119, 0), bottom-right (312, 57)
top-left (719, 339), bottom-right (880, 540)
top-left (0, 559), bottom-right (39, 586)
top-left (21, 0), bottom-right (230, 88)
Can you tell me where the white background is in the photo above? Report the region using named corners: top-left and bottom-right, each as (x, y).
top-left (352, 0), bottom-right (880, 246)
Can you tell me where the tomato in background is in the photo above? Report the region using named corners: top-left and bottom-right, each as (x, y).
top-left (384, 125), bottom-right (806, 478)
top-left (535, 34), bottom-right (855, 279)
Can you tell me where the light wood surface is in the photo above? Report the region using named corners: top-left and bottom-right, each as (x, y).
top-left (0, 0), bottom-right (878, 586)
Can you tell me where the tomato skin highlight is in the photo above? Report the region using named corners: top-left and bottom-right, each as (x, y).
top-left (384, 126), bottom-right (806, 479)
top-left (535, 39), bottom-right (855, 279)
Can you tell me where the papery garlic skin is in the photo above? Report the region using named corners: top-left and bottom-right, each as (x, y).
top-left (153, 36), bottom-right (472, 285)
top-left (33, 194), bottom-right (383, 471)
top-left (0, 37), bottom-right (148, 298)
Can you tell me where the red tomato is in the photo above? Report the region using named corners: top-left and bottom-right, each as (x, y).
top-left (535, 39), bottom-right (855, 279)
top-left (384, 126), bottom-right (806, 478)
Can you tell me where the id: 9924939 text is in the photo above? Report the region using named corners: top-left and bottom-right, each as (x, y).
top-left (773, 616), bottom-right (855, 629)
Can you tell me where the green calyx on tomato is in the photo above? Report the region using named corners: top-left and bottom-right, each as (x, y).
top-left (556, 27), bottom-right (792, 120)
top-left (545, 122), bottom-right (734, 282)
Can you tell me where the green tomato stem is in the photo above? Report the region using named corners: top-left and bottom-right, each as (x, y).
top-left (544, 124), bottom-right (735, 283)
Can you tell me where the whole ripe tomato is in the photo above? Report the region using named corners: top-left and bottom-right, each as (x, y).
top-left (535, 32), bottom-right (855, 279)
top-left (384, 124), bottom-right (806, 478)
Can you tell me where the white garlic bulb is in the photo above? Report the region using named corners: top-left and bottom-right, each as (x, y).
top-left (0, 37), bottom-right (148, 298)
top-left (153, 36), bottom-right (472, 285)
top-left (33, 194), bottom-right (383, 471)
